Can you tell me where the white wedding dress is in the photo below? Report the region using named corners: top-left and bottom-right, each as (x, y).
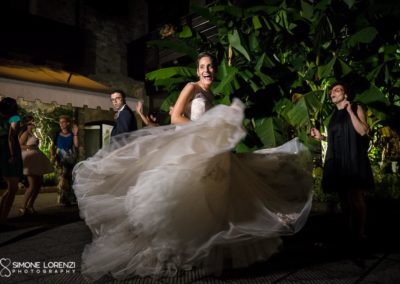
top-left (73, 95), bottom-right (313, 280)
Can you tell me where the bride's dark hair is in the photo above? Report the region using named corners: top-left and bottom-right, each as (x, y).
top-left (196, 52), bottom-right (217, 70)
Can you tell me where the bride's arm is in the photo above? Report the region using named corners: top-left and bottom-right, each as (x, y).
top-left (171, 83), bottom-right (194, 124)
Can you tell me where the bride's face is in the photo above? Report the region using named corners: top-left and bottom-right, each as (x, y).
top-left (197, 56), bottom-right (215, 87)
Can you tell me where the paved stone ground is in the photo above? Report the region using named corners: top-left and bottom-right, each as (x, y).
top-left (0, 192), bottom-right (399, 283)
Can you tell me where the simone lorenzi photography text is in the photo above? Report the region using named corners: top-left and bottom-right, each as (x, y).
top-left (0, 258), bottom-right (76, 278)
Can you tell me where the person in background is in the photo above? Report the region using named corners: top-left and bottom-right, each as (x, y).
top-left (135, 101), bottom-right (159, 127)
top-left (51, 115), bottom-right (79, 207)
top-left (310, 82), bottom-right (374, 244)
top-left (0, 97), bottom-right (23, 220)
top-left (18, 115), bottom-right (53, 215)
top-left (110, 90), bottom-right (137, 136)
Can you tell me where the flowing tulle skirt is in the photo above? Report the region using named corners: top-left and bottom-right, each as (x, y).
top-left (21, 149), bottom-right (53, 176)
top-left (73, 99), bottom-right (313, 280)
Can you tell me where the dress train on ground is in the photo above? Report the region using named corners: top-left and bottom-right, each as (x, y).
top-left (73, 99), bottom-right (313, 280)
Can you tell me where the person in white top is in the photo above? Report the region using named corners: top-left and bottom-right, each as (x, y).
top-left (134, 101), bottom-right (159, 127)
top-left (18, 115), bottom-right (53, 215)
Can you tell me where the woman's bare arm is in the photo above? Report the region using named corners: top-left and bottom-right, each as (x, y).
top-left (347, 104), bottom-right (369, 136)
top-left (171, 83), bottom-right (195, 124)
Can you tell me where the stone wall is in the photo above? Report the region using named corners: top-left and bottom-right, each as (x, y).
top-left (30, 0), bottom-right (148, 99)
top-left (13, 0), bottom-right (150, 159)
top-left (76, 106), bottom-right (113, 160)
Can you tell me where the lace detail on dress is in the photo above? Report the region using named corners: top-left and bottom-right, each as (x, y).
top-left (191, 97), bottom-right (207, 121)
top-left (184, 83), bottom-right (214, 120)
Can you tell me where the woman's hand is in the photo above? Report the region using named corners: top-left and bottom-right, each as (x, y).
top-left (344, 100), bottom-right (353, 114)
top-left (72, 124), bottom-right (79, 136)
top-left (310, 128), bottom-right (321, 140)
top-left (135, 101), bottom-right (143, 114)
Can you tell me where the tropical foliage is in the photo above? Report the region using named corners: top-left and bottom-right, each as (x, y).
top-left (18, 101), bottom-right (74, 186)
top-left (146, 0), bottom-right (399, 153)
top-left (18, 101), bottom-right (73, 156)
top-left (145, 0), bottom-right (400, 199)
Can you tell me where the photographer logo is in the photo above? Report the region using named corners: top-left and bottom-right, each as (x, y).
top-left (0, 258), bottom-right (76, 277)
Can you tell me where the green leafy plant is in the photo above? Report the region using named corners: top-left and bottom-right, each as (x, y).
top-left (145, 0), bottom-right (400, 203)
top-left (18, 103), bottom-right (74, 186)
top-left (146, 0), bottom-right (399, 151)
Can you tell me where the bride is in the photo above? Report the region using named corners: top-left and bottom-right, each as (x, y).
top-left (73, 52), bottom-right (313, 280)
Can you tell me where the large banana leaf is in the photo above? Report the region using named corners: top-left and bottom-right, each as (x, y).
top-left (344, 27), bottom-right (378, 48)
top-left (179, 25), bottom-right (193, 38)
top-left (304, 90), bottom-right (323, 114)
top-left (213, 66), bottom-right (238, 96)
top-left (287, 97), bottom-right (309, 127)
top-left (252, 15), bottom-right (263, 30)
top-left (338, 58), bottom-right (352, 76)
top-left (317, 57), bottom-right (336, 79)
top-left (160, 91), bottom-right (180, 112)
top-left (146, 67), bottom-right (196, 81)
top-left (254, 70), bottom-right (275, 86)
top-left (228, 29), bottom-right (251, 61)
top-left (300, 0), bottom-right (314, 20)
top-left (145, 0), bottom-right (398, 156)
top-left (355, 85), bottom-right (390, 105)
top-left (273, 97), bottom-right (294, 121)
top-left (254, 117), bottom-right (286, 147)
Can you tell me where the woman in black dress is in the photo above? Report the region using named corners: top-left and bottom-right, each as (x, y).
top-left (310, 82), bottom-right (374, 242)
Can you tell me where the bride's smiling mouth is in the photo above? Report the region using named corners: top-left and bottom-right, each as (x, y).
top-left (202, 73), bottom-right (213, 81)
